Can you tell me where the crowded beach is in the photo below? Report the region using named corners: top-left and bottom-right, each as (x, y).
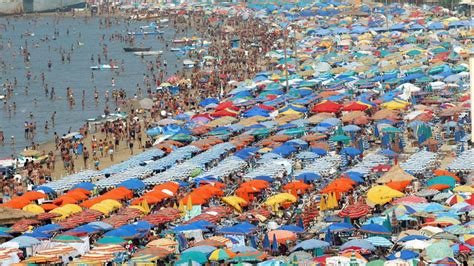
top-left (0, 1), bottom-right (474, 265)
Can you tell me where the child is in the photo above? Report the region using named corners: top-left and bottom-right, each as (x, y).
top-left (93, 153), bottom-right (100, 170)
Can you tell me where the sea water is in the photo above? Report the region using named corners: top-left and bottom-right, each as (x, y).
top-left (0, 16), bottom-right (184, 157)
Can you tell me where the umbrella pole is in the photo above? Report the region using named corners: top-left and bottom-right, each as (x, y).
top-left (470, 52), bottom-right (474, 145)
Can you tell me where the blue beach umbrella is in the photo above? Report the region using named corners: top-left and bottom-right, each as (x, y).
top-left (387, 250), bottom-right (419, 260)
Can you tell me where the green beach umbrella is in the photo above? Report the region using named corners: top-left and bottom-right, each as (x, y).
top-left (51, 235), bottom-right (83, 243)
top-left (251, 128), bottom-right (270, 137)
top-left (406, 49), bottom-right (422, 57)
top-left (180, 251), bottom-right (208, 264)
top-left (329, 135), bottom-right (350, 142)
top-left (367, 259), bottom-right (386, 266)
top-left (405, 67), bottom-right (423, 75)
top-left (190, 168), bottom-right (203, 178)
top-left (415, 76), bottom-right (432, 83)
top-left (381, 126), bottom-right (402, 133)
top-left (96, 236), bottom-right (126, 245)
top-left (171, 134), bottom-right (193, 142)
top-left (228, 255), bottom-right (262, 263)
top-left (426, 240), bottom-right (453, 261)
top-left (431, 47), bottom-right (448, 54)
top-left (208, 249), bottom-right (230, 261)
top-left (452, 65), bottom-right (468, 73)
top-left (284, 127), bottom-right (307, 136)
top-left (207, 130), bottom-right (231, 136)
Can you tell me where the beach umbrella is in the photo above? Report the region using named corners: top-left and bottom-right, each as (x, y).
top-left (366, 259), bottom-right (386, 266)
top-left (397, 235), bottom-right (429, 242)
top-left (296, 172), bottom-right (321, 183)
top-left (427, 176), bottom-right (456, 188)
top-left (221, 196), bottom-right (247, 212)
top-left (88, 221), bottom-right (113, 231)
top-left (209, 249), bottom-right (233, 261)
top-left (228, 251), bottom-right (267, 263)
top-left (402, 239), bottom-right (430, 250)
top-left (22, 204), bottom-right (45, 214)
top-left (446, 194), bottom-right (465, 205)
top-left (453, 185), bottom-right (474, 193)
top-left (288, 251), bottom-right (312, 263)
top-left (271, 234), bottom-right (278, 252)
top-left (2, 236), bottom-right (40, 248)
top-left (52, 235), bottom-right (83, 243)
top-left (117, 178), bottom-right (146, 191)
top-left (264, 193), bottom-right (297, 207)
top-left (416, 189), bottom-right (439, 197)
top-left (387, 250), bottom-right (419, 260)
top-left (342, 125), bottom-right (361, 132)
top-left (278, 225), bottom-right (304, 233)
top-left (393, 196), bottom-right (427, 205)
top-left (267, 230), bottom-right (297, 244)
top-left (367, 185), bottom-right (404, 205)
top-left (338, 202), bottom-right (370, 219)
top-left (96, 236), bottom-right (126, 245)
top-left (359, 224), bottom-right (391, 235)
top-left (366, 236), bottom-right (393, 248)
top-left (341, 147), bottom-right (362, 156)
top-left (426, 241), bottom-right (454, 261)
top-left (340, 239), bottom-right (375, 251)
top-left (262, 234), bottom-right (270, 250)
top-left (23, 191), bottom-right (47, 201)
top-left (184, 245), bottom-right (216, 254)
top-left (180, 251), bottom-right (208, 264)
top-left (290, 239), bottom-right (330, 252)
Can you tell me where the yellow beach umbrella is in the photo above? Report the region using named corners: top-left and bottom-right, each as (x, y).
top-left (331, 192), bottom-right (339, 209)
top-left (381, 100), bottom-right (409, 110)
top-left (367, 185), bottom-right (404, 205)
top-left (140, 199), bottom-right (150, 214)
top-left (129, 205), bottom-right (148, 214)
top-left (61, 204), bottom-right (82, 213)
top-left (221, 196), bottom-right (247, 212)
top-left (319, 196), bottom-right (327, 211)
top-left (90, 203), bottom-right (113, 215)
top-left (22, 204), bottom-right (45, 214)
top-left (186, 195), bottom-right (193, 212)
top-left (264, 193), bottom-right (297, 207)
top-left (453, 185), bottom-right (474, 193)
top-left (100, 199), bottom-right (122, 209)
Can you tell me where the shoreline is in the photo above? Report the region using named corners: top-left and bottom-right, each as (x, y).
top-left (4, 11), bottom-right (202, 179)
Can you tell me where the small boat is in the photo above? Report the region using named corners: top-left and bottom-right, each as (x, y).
top-left (159, 19), bottom-right (169, 24)
top-left (0, 95), bottom-right (5, 100)
top-left (127, 31), bottom-right (164, 36)
top-left (22, 32), bottom-right (34, 37)
top-left (87, 112), bottom-right (128, 124)
top-left (139, 23), bottom-right (159, 30)
top-left (90, 64), bottom-right (119, 70)
top-left (170, 47), bottom-right (181, 52)
top-left (123, 47), bottom-right (152, 52)
top-left (133, 51), bottom-right (163, 56)
top-left (173, 39), bottom-right (187, 44)
top-left (183, 59), bottom-right (195, 69)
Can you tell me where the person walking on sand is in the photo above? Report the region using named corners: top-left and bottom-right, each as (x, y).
top-left (93, 153), bottom-right (99, 170)
top-left (128, 137), bottom-right (134, 155)
top-left (108, 141), bottom-right (114, 161)
top-left (83, 147), bottom-right (89, 169)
